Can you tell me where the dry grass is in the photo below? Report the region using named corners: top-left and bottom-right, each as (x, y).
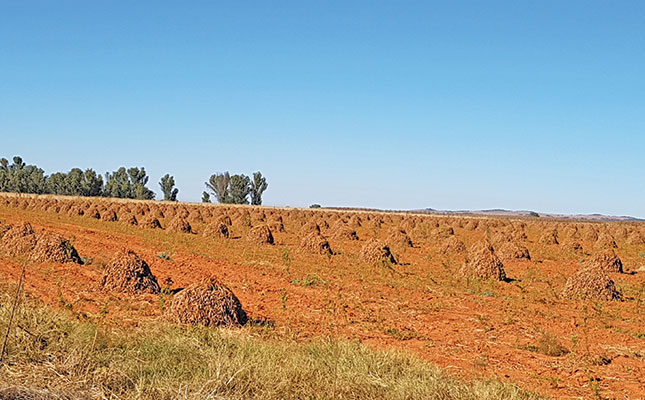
top-left (0, 282), bottom-right (541, 400)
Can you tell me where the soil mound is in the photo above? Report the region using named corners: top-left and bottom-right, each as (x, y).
top-left (360, 240), bottom-right (397, 264)
top-left (301, 221), bottom-right (321, 234)
top-left (540, 229), bottom-right (559, 245)
top-left (461, 241), bottom-right (507, 281)
top-left (332, 225), bottom-right (359, 241)
top-left (387, 229), bottom-right (413, 247)
top-left (566, 241), bottom-right (584, 253)
top-left (587, 250), bottom-right (623, 273)
top-left (85, 207), bottom-right (101, 219)
top-left (301, 232), bottom-right (333, 255)
top-left (168, 277), bottom-right (248, 327)
top-left (31, 231), bottom-right (82, 264)
top-left (2, 223), bottom-right (37, 256)
top-left (217, 215), bottom-right (233, 226)
top-left (101, 209), bottom-right (118, 222)
top-left (140, 216), bottom-right (163, 230)
top-left (595, 233), bottom-right (618, 249)
top-left (100, 250), bottom-right (160, 294)
top-left (497, 241), bottom-right (531, 261)
top-left (562, 267), bottom-right (622, 301)
top-left (247, 225), bottom-right (274, 245)
top-left (269, 221), bottom-right (286, 233)
top-left (120, 213), bottom-right (138, 226)
top-left (166, 217), bottom-right (193, 234)
top-left (67, 206), bottom-right (84, 216)
top-left (203, 222), bottom-right (230, 239)
top-left (626, 232), bottom-right (645, 245)
top-left (441, 236), bottom-right (466, 254)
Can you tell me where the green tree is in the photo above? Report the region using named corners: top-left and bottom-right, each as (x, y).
top-left (159, 174), bottom-right (179, 201)
top-left (81, 169), bottom-right (103, 196)
top-left (201, 191), bottom-right (211, 203)
top-left (104, 167), bottom-right (131, 198)
top-left (249, 171), bottom-right (268, 205)
top-left (129, 167), bottom-right (155, 200)
top-left (205, 172), bottom-right (231, 204)
top-left (0, 158), bottom-right (8, 191)
top-left (0, 156), bottom-right (46, 194)
top-left (46, 172), bottom-right (67, 194)
top-left (229, 174), bottom-right (250, 204)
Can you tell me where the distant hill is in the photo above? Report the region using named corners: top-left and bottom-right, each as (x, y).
top-left (416, 208), bottom-right (643, 222)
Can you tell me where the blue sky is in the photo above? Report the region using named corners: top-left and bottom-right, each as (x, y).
top-left (1, 1), bottom-right (643, 216)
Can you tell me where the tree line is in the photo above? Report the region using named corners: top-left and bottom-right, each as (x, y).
top-left (0, 155), bottom-right (268, 205)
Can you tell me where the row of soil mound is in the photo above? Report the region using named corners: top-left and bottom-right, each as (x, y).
top-left (4, 195), bottom-right (645, 251)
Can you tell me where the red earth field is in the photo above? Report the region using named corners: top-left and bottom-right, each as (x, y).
top-left (0, 194), bottom-right (643, 399)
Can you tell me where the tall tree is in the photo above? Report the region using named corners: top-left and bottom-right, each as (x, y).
top-left (104, 167), bottom-right (131, 198)
top-left (249, 171), bottom-right (268, 205)
top-left (205, 172), bottom-right (231, 204)
top-left (159, 174), bottom-right (179, 201)
top-left (46, 172), bottom-right (67, 194)
top-left (81, 169), bottom-right (103, 196)
top-left (0, 156), bottom-right (46, 194)
top-left (128, 167), bottom-right (155, 200)
top-left (229, 174), bottom-right (250, 204)
top-left (0, 158), bottom-right (8, 191)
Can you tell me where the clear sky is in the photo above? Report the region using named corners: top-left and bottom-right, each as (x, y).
top-left (1, 1), bottom-right (643, 216)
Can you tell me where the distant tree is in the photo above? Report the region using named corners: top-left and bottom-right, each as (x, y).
top-left (249, 171), bottom-right (268, 205)
top-left (310, 204), bottom-right (322, 208)
top-left (529, 211), bottom-right (540, 218)
top-left (229, 174), bottom-right (250, 204)
top-left (81, 169), bottom-right (103, 196)
top-left (1, 156), bottom-right (103, 197)
top-left (104, 168), bottom-right (131, 198)
top-left (64, 168), bottom-right (84, 195)
top-left (205, 172), bottom-right (231, 204)
top-left (128, 167), bottom-right (155, 200)
top-left (104, 167), bottom-right (154, 199)
top-left (0, 158), bottom-right (8, 191)
top-left (159, 174), bottom-right (179, 201)
top-left (0, 156), bottom-right (46, 194)
top-left (201, 191), bottom-right (211, 203)
top-left (46, 172), bottom-right (67, 194)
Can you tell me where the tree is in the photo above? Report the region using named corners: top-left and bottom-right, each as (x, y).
top-left (205, 172), bottom-right (231, 204)
top-left (42, 167), bottom-right (103, 196)
top-left (128, 167), bottom-right (155, 200)
top-left (81, 169), bottom-right (103, 196)
top-left (104, 167), bottom-right (154, 199)
top-left (159, 174), bottom-right (179, 201)
top-left (104, 168), bottom-right (131, 198)
top-left (46, 172), bottom-right (67, 194)
top-left (0, 156), bottom-right (46, 194)
top-left (201, 191), bottom-right (211, 203)
top-left (229, 174), bottom-right (250, 204)
top-left (249, 171), bottom-right (268, 205)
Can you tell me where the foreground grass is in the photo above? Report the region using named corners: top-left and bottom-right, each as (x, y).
top-left (0, 283), bottom-right (542, 400)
